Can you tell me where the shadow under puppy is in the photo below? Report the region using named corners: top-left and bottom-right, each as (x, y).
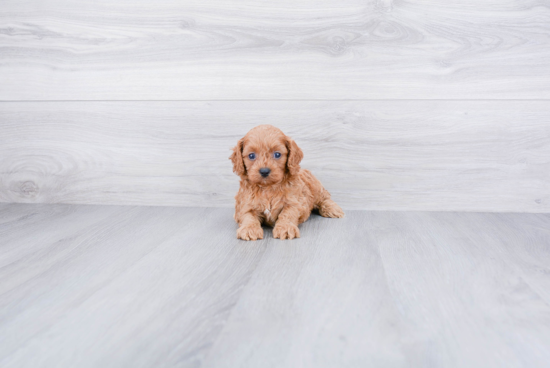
top-left (230, 125), bottom-right (344, 240)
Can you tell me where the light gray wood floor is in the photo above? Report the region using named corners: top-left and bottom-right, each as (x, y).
top-left (1, 203), bottom-right (549, 368)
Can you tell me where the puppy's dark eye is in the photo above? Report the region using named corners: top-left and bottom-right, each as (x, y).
top-left (274, 152), bottom-right (281, 159)
top-left (248, 153), bottom-right (256, 160)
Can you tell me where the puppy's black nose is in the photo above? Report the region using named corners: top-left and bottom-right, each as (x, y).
top-left (259, 168), bottom-right (271, 177)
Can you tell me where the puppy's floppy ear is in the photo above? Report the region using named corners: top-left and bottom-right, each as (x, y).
top-left (285, 136), bottom-right (303, 176)
top-left (229, 137), bottom-right (246, 177)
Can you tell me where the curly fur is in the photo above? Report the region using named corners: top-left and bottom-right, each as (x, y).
top-left (229, 125), bottom-right (344, 240)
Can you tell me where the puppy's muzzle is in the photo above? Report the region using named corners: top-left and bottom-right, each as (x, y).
top-left (259, 168), bottom-right (271, 178)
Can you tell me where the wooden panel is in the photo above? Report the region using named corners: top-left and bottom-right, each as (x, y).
top-left (1, 100), bottom-right (549, 212)
top-left (1, 0), bottom-right (549, 100)
top-left (0, 204), bottom-right (267, 367)
top-left (369, 211), bottom-right (550, 368)
top-left (204, 210), bottom-right (550, 368)
top-left (2, 204), bottom-right (550, 367)
top-left (204, 210), bottom-right (408, 367)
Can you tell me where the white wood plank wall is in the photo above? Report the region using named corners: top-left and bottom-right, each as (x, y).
top-left (1, 0), bottom-right (550, 100)
top-left (1, 101), bottom-right (548, 212)
top-left (0, 0), bottom-right (549, 211)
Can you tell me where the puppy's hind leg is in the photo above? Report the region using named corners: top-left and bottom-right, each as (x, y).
top-left (317, 196), bottom-right (345, 218)
top-left (302, 169), bottom-right (345, 218)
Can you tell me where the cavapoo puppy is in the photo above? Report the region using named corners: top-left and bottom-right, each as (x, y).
top-left (229, 125), bottom-right (344, 241)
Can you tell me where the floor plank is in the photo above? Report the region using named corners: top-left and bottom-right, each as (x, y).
top-left (1, 204), bottom-right (550, 367)
top-left (1, 100), bottom-right (549, 212)
top-left (1, 0), bottom-right (549, 99)
top-left (371, 212), bottom-right (550, 368)
top-left (203, 211), bottom-right (408, 367)
top-left (0, 204), bottom-right (268, 368)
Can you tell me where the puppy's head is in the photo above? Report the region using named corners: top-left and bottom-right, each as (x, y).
top-left (229, 125), bottom-right (303, 185)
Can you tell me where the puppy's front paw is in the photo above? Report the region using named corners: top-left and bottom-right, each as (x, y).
top-left (237, 225), bottom-right (264, 241)
top-left (273, 222), bottom-right (300, 240)
top-left (319, 200), bottom-right (345, 218)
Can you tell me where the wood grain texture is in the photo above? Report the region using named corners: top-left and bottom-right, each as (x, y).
top-left (204, 210), bottom-right (550, 368)
top-left (0, 204), bottom-right (268, 368)
top-left (1, 204), bottom-right (550, 367)
top-left (369, 212), bottom-right (550, 368)
top-left (1, 100), bottom-right (549, 212)
top-left (1, 0), bottom-right (549, 100)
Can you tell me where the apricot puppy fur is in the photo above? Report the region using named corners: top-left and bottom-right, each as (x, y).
top-left (229, 125), bottom-right (344, 241)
